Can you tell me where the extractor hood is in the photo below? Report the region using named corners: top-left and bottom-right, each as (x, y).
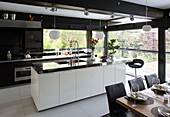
top-left (0, 19), bottom-right (41, 28)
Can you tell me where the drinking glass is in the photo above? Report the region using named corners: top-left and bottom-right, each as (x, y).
top-left (64, 50), bottom-right (67, 55)
top-left (165, 87), bottom-right (170, 107)
top-left (61, 51), bottom-right (64, 55)
top-left (152, 77), bottom-right (160, 98)
top-left (55, 49), bottom-right (59, 56)
top-left (10, 14), bottom-right (16, 20)
top-left (131, 83), bottom-right (139, 108)
top-left (3, 13), bottom-right (8, 19)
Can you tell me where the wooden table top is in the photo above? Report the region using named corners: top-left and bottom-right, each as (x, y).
top-left (116, 89), bottom-right (167, 117)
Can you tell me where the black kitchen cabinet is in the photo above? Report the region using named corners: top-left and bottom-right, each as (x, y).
top-left (0, 63), bottom-right (14, 87)
top-left (0, 61), bottom-right (32, 87)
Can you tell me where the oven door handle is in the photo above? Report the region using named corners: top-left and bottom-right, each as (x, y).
top-left (25, 67), bottom-right (31, 70)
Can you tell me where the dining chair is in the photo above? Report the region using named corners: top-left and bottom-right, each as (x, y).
top-left (128, 77), bottom-right (145, 92)
top-left (105, 82), bottom-right (139, 117)
top-left (144, 73), bottom-right (158, 88)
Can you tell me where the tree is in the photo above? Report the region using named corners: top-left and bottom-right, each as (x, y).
top-left (43, 29), bottom-right (86, 50)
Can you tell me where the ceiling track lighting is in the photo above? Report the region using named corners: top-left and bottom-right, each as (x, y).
top-left (45, 4), bottom-right (57, 12)
top-left (50, 7), bottom-right (57, 12)
top-left (84, 8), bottom-right (89, 16)
top-left (142, 0), bottom-right (152, 32)
top-left (130, 15), bottom-right (134, 21)
top-left (110, 12), bottom-right (114, 19)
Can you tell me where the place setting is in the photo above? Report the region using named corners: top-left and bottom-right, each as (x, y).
top-left (151, 106), bottom-right (170, 117)
top-left (151, 85), bottom-right (167, 94)
top-left (151, 81), bottom-right (170, 117)
top-left (151, 78), bottom-right (167, 96)
top-left (125, 83), bottom-right (154, 107)
top-left (151, 79), bottom-right (170, 101)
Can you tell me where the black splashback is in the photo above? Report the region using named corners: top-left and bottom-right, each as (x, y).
top-left (0, 29), bottom-right (22, 55)
top-left (0, 28), bottom-right (43, 60)
top-left (25, 30), bottom-right (42, 52)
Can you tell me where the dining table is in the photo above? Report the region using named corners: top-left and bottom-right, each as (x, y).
top-left (116, 85), bottom-right (169, 117)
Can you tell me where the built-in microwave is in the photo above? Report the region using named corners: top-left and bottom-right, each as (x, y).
top-left (15, 67), bottom-right (31, 82)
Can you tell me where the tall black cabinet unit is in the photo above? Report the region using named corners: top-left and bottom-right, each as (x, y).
top-left (0, 19), bottom-right (42, 87)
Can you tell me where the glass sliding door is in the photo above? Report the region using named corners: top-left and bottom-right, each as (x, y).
top-left (108, 29), bottom-right (158, 77)
top-left (165, 30), bottom-right (170, 81)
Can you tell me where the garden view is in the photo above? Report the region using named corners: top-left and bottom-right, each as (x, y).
top-left (43, 29), bottom-right (170, 79)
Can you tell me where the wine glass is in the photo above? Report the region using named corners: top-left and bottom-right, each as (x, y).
top-left (152, 77), bottom-right (160, 98)
top-left (165, 87), bottom-right (170, 107)
top-left (131, 83), bottom-right (139, 108)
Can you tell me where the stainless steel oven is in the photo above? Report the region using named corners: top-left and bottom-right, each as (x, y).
top-left (15, 67), bottom-right (31, 82)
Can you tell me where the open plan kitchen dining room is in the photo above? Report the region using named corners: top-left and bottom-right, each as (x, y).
top-left (0, 0), bottom-right (170, 117)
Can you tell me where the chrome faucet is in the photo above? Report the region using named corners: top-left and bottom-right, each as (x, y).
top-left (72, 40), bottom-right (79, 65)
top-left (74, 40), bottom-right (79, 64)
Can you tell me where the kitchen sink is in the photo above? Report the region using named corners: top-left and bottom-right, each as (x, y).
top-left (74, 60), bottom-right (86, 62)
top-left (57, 61), bottom-right (69, 64)
top-left (56, 59), bottom-right (86, 64)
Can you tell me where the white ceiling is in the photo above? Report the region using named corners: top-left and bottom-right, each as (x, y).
top-left (122, 0), bottom-right (170, 9)
top-left (0, 1), bottom-right (151, 25)
top-left (0, 1), bottom-right (121, 20)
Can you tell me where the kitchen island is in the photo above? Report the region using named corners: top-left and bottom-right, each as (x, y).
top-left (31, 58), bottom-right (127, 111)
top-left (0, 52), bottom-right (91, 87)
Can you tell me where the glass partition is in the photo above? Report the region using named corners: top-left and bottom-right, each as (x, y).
top-left (92, 31), bottom-right (104, 57)
top-left (165, 30), bottom-right (170, 81)
top-left (108, 29), bottom-right (158, 77)
top-left (43, 29), bottom-right (87, 53)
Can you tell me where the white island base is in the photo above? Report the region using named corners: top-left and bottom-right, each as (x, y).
top-left (31, 63), bottom-right (126, 111)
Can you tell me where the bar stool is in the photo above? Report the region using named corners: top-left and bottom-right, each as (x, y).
top-left (126, 59), bottom-right (144, 79)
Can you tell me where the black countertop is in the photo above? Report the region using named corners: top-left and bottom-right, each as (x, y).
top-left (32, 58), bottom-right (103, 74)
top-left (32, 58), bottom-right (129, 74)
top-left (0, 53), bottom-right (91, 63)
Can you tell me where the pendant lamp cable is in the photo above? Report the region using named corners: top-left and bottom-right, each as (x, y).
top-left (145, 0), bottom-right (148, 25)
top-left (100, 20), bottom-right (101, 31)
top-left (54, 16), bottom-right (56, 29)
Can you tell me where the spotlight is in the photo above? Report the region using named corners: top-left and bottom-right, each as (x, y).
top-left (84, 8), bottom-right (89, 16)
top-left (50, 7), bottom-right (57, 12)
top-left (110, 12), bottom-right (114, 19)
top-left (130, 15), bottom-right (134, 21)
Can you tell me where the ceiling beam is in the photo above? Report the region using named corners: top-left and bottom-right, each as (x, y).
top-left (0, 10), bottom-right (107, 30)
top-left (107, 18), bottom-right (170, 31)
top-left (0, 0), bottom-right (164, 19)
top-left (164, 9), bottom-right (170, 18)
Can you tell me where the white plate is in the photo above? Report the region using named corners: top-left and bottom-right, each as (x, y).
top-left (127, 93), bottom-right (148, 101)
top-left (158, 107), bottom-right (170, 117)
